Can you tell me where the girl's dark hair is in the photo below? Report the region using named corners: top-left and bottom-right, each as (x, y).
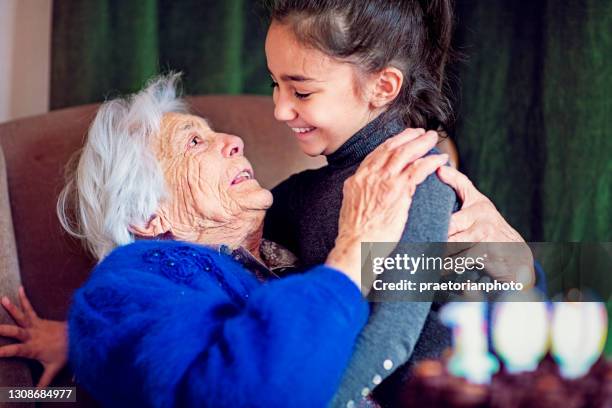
top-left (268, 0), bottom-right (455, 130)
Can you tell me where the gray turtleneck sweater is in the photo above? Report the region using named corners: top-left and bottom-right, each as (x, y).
top-left (264, 115), bottom-right (457, 407)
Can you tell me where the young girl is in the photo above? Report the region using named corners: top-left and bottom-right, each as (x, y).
top-left (262, 0), bottom-right (457, 406)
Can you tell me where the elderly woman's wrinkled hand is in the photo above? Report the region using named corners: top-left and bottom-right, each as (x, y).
top-left (327, 129), bottom-right (449, 285)
top-left (437, 166), bottom-right (535, 288)
top-left (0, 287), bottom-right (68, 388)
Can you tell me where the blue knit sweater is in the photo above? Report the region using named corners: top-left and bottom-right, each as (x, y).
top-left (68, 240), bottom-right (368, 408)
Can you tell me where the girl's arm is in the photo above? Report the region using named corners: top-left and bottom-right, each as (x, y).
top-left (331, 152), bottom-right (456, 407)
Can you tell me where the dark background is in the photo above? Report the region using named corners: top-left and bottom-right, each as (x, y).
top-left (50, 0), bottom-right (612, 244)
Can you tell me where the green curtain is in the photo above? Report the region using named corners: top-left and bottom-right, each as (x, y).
top-left (450, 1), bottom-right (611, 354)
top-left (51, 0), bottom-right (270, 108)
top-left (453, 0), bottom-right (611, 242)
top-left (51, 0), bottom-right (159, 108)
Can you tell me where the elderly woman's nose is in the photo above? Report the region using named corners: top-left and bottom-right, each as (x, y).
top-left (220, 134), bottom-right (244, 157)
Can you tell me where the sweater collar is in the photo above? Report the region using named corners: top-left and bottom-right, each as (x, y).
top-left (326, 113), bottom-right (404, 168)
top-left (216, 239), bottom-right (298, 281)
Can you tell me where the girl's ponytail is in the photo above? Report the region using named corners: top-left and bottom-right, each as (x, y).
top-left (396, 0), bottom-right (456, 131)
top-left (420, 0), bottom-right (454, 89)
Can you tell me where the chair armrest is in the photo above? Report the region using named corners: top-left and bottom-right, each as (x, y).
top-left (0, 146), bottom-right (34, 402)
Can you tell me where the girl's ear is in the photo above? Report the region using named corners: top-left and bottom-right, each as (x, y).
top-left (369, 67), bottom-right (404, 109)
top-left (129, 213), bottom-right (172, 238)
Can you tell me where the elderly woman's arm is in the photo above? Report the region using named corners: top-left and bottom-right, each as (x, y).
top-left (69, 241), bottom-right (368, 408)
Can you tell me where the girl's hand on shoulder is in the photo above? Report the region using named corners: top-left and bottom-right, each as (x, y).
top-left (327, 128), bottom-right (449, 285)
top-left (437, 166), bottom-right (535, 288)
top-left (0, 287), bottom-right (68, 387)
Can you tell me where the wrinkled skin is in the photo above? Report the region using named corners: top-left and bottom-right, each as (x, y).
top-left (133, 113), bottom-right (274, 259)
top-left (437, 165), bottom-right (535, 288)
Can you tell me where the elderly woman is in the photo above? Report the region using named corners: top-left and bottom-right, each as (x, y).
top-left (0, 75), bottom-right (447, 407)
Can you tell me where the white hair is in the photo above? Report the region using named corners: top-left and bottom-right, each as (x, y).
top-left (57, 73), bottom-right (188, 260)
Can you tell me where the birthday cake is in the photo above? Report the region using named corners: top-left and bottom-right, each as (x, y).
top-left (400, 355), bottom-right (612, 408)
top-left (396, 301), bottom-right (610, 408)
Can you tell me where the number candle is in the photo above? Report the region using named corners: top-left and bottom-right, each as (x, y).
top-left (492, 300), bottom-right (549, 373)
top-left (551, 302), bottom-right (608, 379)
top-left (440, 302), bottom-right (499, 384)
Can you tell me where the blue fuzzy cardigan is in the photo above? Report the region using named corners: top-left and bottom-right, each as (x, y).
top-left (68, 240), bottom-right (368, 408)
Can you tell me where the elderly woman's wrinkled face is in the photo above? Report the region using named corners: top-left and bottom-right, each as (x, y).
top-left (152, 113), bottom-right (273, 232)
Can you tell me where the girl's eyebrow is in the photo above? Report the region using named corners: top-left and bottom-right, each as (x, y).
top-left (281, 74), bottom-right (314, 82)
top-left (268, 68), bottom-right (317, 83)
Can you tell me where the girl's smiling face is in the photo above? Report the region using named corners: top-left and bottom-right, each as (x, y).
top-left (265, 21), bottom-right (383, 156)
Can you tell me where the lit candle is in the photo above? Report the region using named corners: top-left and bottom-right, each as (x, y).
top-left (440, 302), bottom-right (499, 384)
top-left (551, 302), bottom-right (608, 379)
top-left (492, 300), bottom-right (549, 373)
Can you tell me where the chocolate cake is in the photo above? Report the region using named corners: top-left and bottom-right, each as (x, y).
top-left (399, 355), bottom-right (612, 408)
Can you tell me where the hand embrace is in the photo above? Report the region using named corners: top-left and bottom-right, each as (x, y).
top-left (0, 287), bottom-right (68, 387)
top-left (327, 128), bottom-right (449, 285)
top-left (437, 166), bottom-right (535, 287)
